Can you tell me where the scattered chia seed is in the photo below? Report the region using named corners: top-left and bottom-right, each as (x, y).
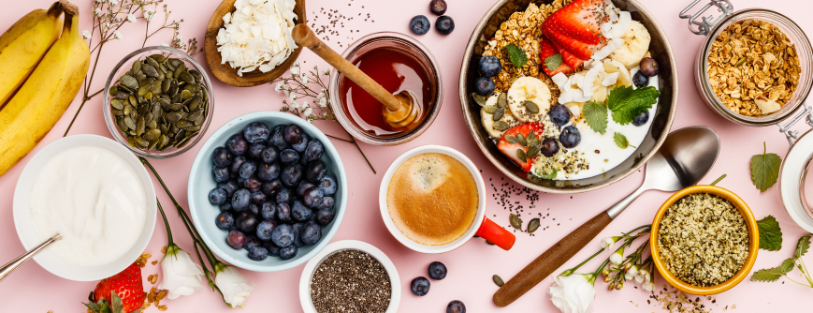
top-left (307, 2), bottom-right (376, 47)
top-left (311, 250), bottom-right (391, 313)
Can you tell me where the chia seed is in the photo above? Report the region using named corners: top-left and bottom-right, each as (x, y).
top-left (311, 250), bottom-right (391, 313)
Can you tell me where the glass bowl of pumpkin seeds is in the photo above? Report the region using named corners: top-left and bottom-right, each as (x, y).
top-left (104, 46), bottom-right (214, 158)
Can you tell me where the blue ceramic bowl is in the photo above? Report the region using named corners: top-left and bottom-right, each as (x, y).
top-left (188, 111), bottom-right (347, 272)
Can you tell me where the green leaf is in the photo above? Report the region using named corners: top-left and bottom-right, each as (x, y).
top-left (583, 101), bottom-right (608, 134)
top-left (544, 53), bottom-right (563, 72)
top-left (781, 258), bottom-right (796, 273)
top-left (539, 168), bottom-right (558, 180)
top-left (796, 234), bottom-right (811, 259)
top-left (111, 291), bottom-right (123, 313)
top-left (607, 85), bottom-right (660, 125)
top-left (750, 142), bottom-right (782, 192)
top-left (614, 132), bottom-right (633, 149)
top-left (503, 44), bottom-right (528, 69)
top-left (756, 215), bottom-right (783, 251)
top-left (751, 259), bottom-right (795, 282)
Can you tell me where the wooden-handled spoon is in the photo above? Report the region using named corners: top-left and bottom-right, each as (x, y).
top-left (291, 24), bottom-right (422, 131)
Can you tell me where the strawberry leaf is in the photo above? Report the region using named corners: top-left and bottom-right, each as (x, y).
top-left (607, 86), bottom-right (660, 125)
top-left (503, 44), bottom-right (528, 69)
top-left (750, 142), bottom-right (781, 192)
top-left (544, 53), bottom-right (563, 72)
top-left (111, 291), bottom-right (123, 313)
top-left (583, 101), bottom-right (608, 134)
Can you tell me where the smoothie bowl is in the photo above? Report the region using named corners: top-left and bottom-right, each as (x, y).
top-left (459, 0), bottom-right (677, 193)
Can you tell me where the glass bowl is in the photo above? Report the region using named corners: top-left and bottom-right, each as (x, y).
top-left (694, 9), bottom-right (813, 126)
top-left (103, 46), bottom-right (215, 158)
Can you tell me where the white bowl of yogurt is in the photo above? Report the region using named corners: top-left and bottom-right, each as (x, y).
top-left (12, 135), bottom-right (156, 281)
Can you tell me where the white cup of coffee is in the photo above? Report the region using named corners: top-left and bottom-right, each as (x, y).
top-left (379, 145), bottom-right (515, 253)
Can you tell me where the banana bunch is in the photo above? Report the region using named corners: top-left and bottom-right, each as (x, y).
top-left (0, 0), bottom-right (90, 177)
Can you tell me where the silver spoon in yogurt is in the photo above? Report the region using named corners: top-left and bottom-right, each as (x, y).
top-left (0, 233), bottom-right (61, 282)
top-left (494, 126), bottom-right (721, 307)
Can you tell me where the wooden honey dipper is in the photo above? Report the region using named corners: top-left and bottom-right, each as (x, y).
top-left (292, 24), bottom-right (422, 131)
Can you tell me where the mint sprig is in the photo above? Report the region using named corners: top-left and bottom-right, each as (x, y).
top-left (751, 142), bottom-right (781, 192)
top-left (757, 215), bottom-right (783, 251)
top-left (544, 53), bottom-right (562, 72)
top-left (503, 44), bottom-right (528, 69)
top-left (607, 86), bottom-right (660, 125)
top-left (614, 132), bottom-right (635, 149)
top-left (583, 101), bottom-right (608, 134)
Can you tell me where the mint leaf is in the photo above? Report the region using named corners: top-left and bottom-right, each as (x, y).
top-left (751, 142), bottom-right (781, 192)
top-left (614, 132), bottom-right (634, 149)
top-left (583, 101), bottom-right (608, 134)
top-left (751, 258), bottom-right (795, 282)
top-left (544, 53), bottom-right (563, 72)
top-left (757, 215), bottom-right (783, 251)
top-left (796, 234), bottom-right (811, 259)
top-left (607, 85), bottom-right (660, 125)
top-left (539, 168), bottom-right (558, 180)
top-left (503, 44), bottom-right (528, 69)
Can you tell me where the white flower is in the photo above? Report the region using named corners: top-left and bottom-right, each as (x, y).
top-left (95, 0), bottom-right (105, 3)
top-left (627, 264), bottom-right (639, 278)
top-left (289, 100), bottom-right (299, 111)
top-left (601, 237), bottom-right (617, 250)
top-left (289, 93), bottom-right (297, 103)
top-left (323, 69), bottom-right (331, 76)
top-left (82, 30), bottom-right (91, 40)
top-left (301, 75), bottom-right (309, 85)
top-left (642, 282), bottom-right (655, 292)
top-left (634, 269), bottom-right (648, 284)
top-left (609, 246), bottom-right (625, 265)
top-left (548, 274), bottom-right (595, 313)
top-left (215, 265), bottom-right (254, 307)
top-left (127, 13), bottom-right (136, 23)
top-left (109, 0), bottom-right (118, 6)
top-left (275, 82), bottom-right (284, 93)
top-left (175, 35), bottom-right (183, 43)
top-left (94, 8), bottom-right (102, 16)
top-left (143, 8), bottom-right (156, 22)
top-left (113, 30), bottom-right (123, 40)
top-left (290, 66), bottom-right (299, 75)
top-left (303, 107), bottom-right (314, 120)
top-left (159, 42), bottom-right (170, 47)
top-left (157, 245), bottom-right (205, 300)
top-left (318, 96), bottom-right (328, 107)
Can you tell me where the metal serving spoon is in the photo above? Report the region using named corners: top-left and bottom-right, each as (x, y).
top-left (0, 234), bottom-right (61, 283)
top-left (493, 126), bottom-right (721, 307)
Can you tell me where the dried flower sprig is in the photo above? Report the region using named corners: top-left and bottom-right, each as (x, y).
top-left (273, 62), bottom-right (376, 174)
top-left (63, 0), bottom-right (200, 136)
top-left (596, 225), bottom-right (654, 292)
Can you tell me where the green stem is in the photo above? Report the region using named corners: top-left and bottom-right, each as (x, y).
top-left (783, 275), bottom-right (813, 288)
top-left (156, 199), bottom-right (173, 246)
top-left (592, 257), bottom-right (613, 281)
top-left (63, 41), bottom-right (105, 137)
top-left (562, 248), bottom-right (606, 276)
top-left (798, 257), bottom-right (813, 287)
top-left (710, 174), bottom-right (727, 186)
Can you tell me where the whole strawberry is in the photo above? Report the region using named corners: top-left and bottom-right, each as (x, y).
top-left (83, 262), bottom-right (145, 313)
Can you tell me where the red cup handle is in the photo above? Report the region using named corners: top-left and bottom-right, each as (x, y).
top-left (475, 217), bottom-right (516, 250)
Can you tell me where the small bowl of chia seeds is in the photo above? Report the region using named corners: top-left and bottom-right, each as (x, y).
top-left (299, 240), bottom-right (401, 313)
top-left (650, 185), bottom-right (760, 295)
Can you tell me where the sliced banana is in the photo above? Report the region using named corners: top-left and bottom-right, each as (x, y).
top-left (507, 77), bottom-right (551, 123)
top-left (609, 21), bottom-right (651, 69)
top-left (481, 94), bottom-right (519, 139)
top-left (603, 59), bottom-right (633, 88)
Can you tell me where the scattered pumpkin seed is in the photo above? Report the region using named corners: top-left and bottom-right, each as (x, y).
top-left (509, 214), bottom-right (522, 230)
top-left (493, 108), bottom-right (505, 121)
top-left (516, 149), bottom-right (527, 163)
top-left (493, 121), bottom-right (509, 131)
top-left (517, 133), bottom-right (527, 146)
top-left (483, 105), bottom-right (498, 114)
top-left (493, 275), bottom-right (505, 287)
top-left (526, 145), bottom-right (540, 158)
top-left (527, 218), bottom-right (540, 233)
top-left (471, 93), bottom-right (487, 106)
top-left (504, 134), bottom-right (517, 144)
top-left (524, 100), bottom-right (539, 114)
top-left (497, 93), bottom-right (507, 108)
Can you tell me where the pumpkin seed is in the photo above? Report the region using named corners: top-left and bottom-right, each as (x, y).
top-left (516, 149), bottom-right (527, 163)
top-left (493, 108), bottom-right (505, 121)
top-left (493, 275), bottom-right (505, 287)
top-left (110, 99), bottom-right (124, 110)
top-left (497, 93), bottom-right (507, 108)
top-left (493, 121), bottom-right (509, 131)
top-left (471, 93), bottom-right (487, 106)
top-left (517, 133), bottom-right (527, 146)
top-left (526, 145), bottom-right (540, 158)
top-left (504, 134), bottom-right (517, 144)
top-left (483, 105), bottom-right (498, 114)
top-left (509, 214), bottom-right (522, 230)
top-left (120, 75), bottom-right (138, 90)
top-left (527, 218), bottom-right (540, 233)
top-left (524, 100), bottom-right (539, 114)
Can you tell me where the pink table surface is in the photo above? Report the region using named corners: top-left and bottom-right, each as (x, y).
top-left (2, 0), bottom-right (812, 312)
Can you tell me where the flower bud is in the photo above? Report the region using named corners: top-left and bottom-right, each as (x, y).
top-left (601, 269), bottom-right (610, 277)
top-left (623, 263), bottom-right (632, 271)
top-left (608, 283), bottom-right (615, 290)
top-left (610, 246), bottom-right (625, 265)
top-left (615, 282), bottom-right (623, 290)
top-left (603, 275), bottom-right (612, 283)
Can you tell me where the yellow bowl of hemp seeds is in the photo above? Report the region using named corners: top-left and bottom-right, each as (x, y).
top-left (651, 185), bottom-right (759, 295)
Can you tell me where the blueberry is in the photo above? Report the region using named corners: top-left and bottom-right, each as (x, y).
top-left (435, 16), bottom-right (455, 35)
top-left (284, 124), bottom-right (304, 144)
top-left (245, 235), bottom-right (263, 251)
top-left (292, 200), bottom-right (312, 222)
top-left (247, 203), bottom-right (260, 215)
top-left (306, 161), bottom-right (327, 183)
top-left (227, 230), bottom-right (247, 249)
top-left (244, 176), bottom-right (262, 193)
top-left (429, 0), bottom-right (447, 16)
top-left (281, 164), bottom-right (305, 187)
top-left (291, 223), bottom-right (304, 247)
top-left (639, 57), bottom-right (659, 77)
top-left (297, 181), bottom-right (317, 197)
top-left (256, 219), bottom-right (277, 240)
top-left (262, 179), bottom-right (284, 197)
top-left (268, 125), bottom-right (288, 150)
top-left (219, 203), bottom-right (233, 212)
top-left (301, 222), bottom-right (322, 245)
top-left (212, 165), bottom-right (230, 183)
top-left (247, 246), bottom-right (269, 261)
top-left (319, 175), bottom-right (337, 196)
top-left (257, 163), bottom-right (280, 181)
top-left (428, 261), bottom-right (447, 280)
top-left (261, 147), bottom-right (278, 164)
top-left (410, 277), bottom-right (430, 296)
top-left (231, 189), bottom-right (251, 211)
top-left (250, 191), bottom-right (267, 205)
top-left (212, 147), bottom-right (233, 167)
top-left (559, 126), bottom-right (581, 148)
top-left (244, 122), bottom-right (271, 144)
top-left (632, 110), bottom-right (650, 126)
top-left (549, 104), bottom-right (571, 126)
top-left (317, 196), bottom-right (335, 210)
top-left (541, 137), bottom-right (560, 157)
top-left (218, 180), bottom-right (240, 196)
top-left (229, 155), bottom-right (247, 176)
top-left (303, 188), bottom-right (324, 208)
top-left (409, 15), bottom-right (431, 35)
top-left (236, 212), bottom-right (259, 234)
top-left (236, 176), bottom-right (246, 187)
top-left (215, 212), bottom-right (234, 230)
top-left (261, 202), bottom-right (276, 220)
top-left (238, 161), bottom-right (257, 179)
top-left (278, 245), bottom-right (298, 260)
top-left (633, 71), bottom-right (649, 88)
top-left (315, 208), bottom-right (335, 226)
top-left (474, 77), bottom-right (495, 96)
top-left (209, 188), bottom-right (228, 205)
top-left (304, 140), bottom-right (324, 163)
top-left (271, 224), bottom-right (295, 247)
top-left (478, 55), bottom-right (502, 78)
top-left (279, 149), bottom-right (300, 165)
top-left (264, 241), bottom-right (280, 256)
top-left (249, 144), bottom-right (266, 160)
top-left (291, 133), bottom-right (309, 152)
top-left (276, 188), bottom-right (293, 204)
top-left (446, 300), bottom-right (466, 313)
top-left (276, 202), bottom-right (293, 224)
top-left (226, 134), bottom-right (249, 156)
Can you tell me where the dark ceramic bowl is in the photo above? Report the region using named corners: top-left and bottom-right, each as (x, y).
top-left (458, 0), bottom-right (677, 193)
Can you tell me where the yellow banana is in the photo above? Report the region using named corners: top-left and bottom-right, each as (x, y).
top-left (0, 2), bottom-right (63, 108)
top-left (0, 1), bottom-right (89, 177)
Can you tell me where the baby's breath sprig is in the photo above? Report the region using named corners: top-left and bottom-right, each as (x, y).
top-left (567, 225), bottom-right (656, 292)
top-left (273, 62), bottom-right (376, 174)
top-left (63, 0), bottom-right (200, 136)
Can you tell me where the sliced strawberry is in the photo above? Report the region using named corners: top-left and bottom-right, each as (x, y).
top-left (542, 0), bottom-right (607, 45)
top-left (539, 37), bottom-right (574, 77)
top-left (544, 29), bottom-right (604, 61)
top-left (551, 39), bottom-right (584, 70)
top-left (498, 123), bottom-right (545, 172)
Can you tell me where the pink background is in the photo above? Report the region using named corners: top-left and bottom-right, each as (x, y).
top-left (1, 0), bottom-right (811, 311)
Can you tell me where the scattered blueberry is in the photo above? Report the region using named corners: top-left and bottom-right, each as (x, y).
top-left (278, 245), bottom-right (297, 260)
top-left (447, 300), bottom-right (466, 313)
top-left (410, 277), bottom-right (431, 296)
top-left (639, 57), bottom-right (659, 77)
top-left (281, 164), bottom-right (305, 187)
top-left (297, 181), bottom-right (317, 197)
top-left (276, 188), bottom-right (293, 204)
top-left (429, 0), bottom-right (447, 16)
top-left (276, 202), bottom-right (293, 224)
top-left (247, 246), bottom-right (269, 261)
top-left (250, 191), bottom-right (267, 205)
top-left (257, 163), bottom-right (280, 181)
top-left (231, 189), bottom-right (251, 211)
top-left (218, 180), bottom-right (240, 196)
top-left (262, 179), bottom-right (284, 197)
top-left (227, 230), bottom-right (247, 249)
top-left (304, 140), bottom-right (324, 163)
top-left (291, 200), bottom-right (312, 222)
top-left (291, 133), bottom-right (309, 152)
top-left (212, 147), bottom-right (233, 167)
top-left (279, 149), bottom-right (300, 165)
top-left (549, 104), bottom-right (571, 126)
top-left (633, 71), bottom-right (649, 88)
top-left (428, 261), bottom-right (447, 280)
top-left (226, 134), bottom-right (249, 156)
top-left (261, 202), bottom-right (276, 220)
top-left (301, 222), bottom-right (322, 245)
top-left (215, 212), bottom-right (234, 230)
top-left (474, 77), bottom-right (495, 96)
top-left (271, 224), bottom-right (295, 248)
top-left (261, 147), bottom-right (278, 164)
top-left (284, 124), bottom-right (304, 144)
top-left (291, 223), bottom-right (304, 247)
top-left (541, 137), bottom-right (560, 157)
top-left (209, 188), bottom-right (228, 205)
top-left (212, 165), bottom-right (230, 183)
top-left (236, 212), bottom-right (259, 234)
top-left (303, 188), bottom-right (324, 208)
top-left (268, 125), bottom-right (288, 150)
top-left (478, 55), bottom-right (502, 78)
top-left (319, 175), bottom-right (337, 196)
top-left (632, 110), bottom-right (650, 126)
top-left (317, 196), bottom-right (335, 210)
top-left (315, 208), bottom-right (335, 226)
top-left (256, 220), bottom-right (277, 241)
top-left (435, 16), bottom-right (455, 35)
top-left (559, 126), bottom-right (581, 148)
top-left (410, 15), bottom-right (431, 35)
top-left (306, 161), bottom-right (327, 183)
top-left (244, 176), bottom-right (262, 193)
top-left (244, 122), bottom-right (271, 144)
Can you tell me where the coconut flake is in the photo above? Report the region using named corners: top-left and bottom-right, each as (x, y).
top-left (217, 0), bottom-right (298, 75)
top-left (592, 38), bottom-right (623, 61)
top-left (602, 72), bottom-right (619, 86)
top-left (612, 11), bottom-right (632, 38)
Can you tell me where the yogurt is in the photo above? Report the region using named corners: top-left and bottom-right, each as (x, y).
top-left (29, 146), bottom-right (148, 267)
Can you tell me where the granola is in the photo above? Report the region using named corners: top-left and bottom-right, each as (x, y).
top-left (707, 19), bottom-right (801, 116)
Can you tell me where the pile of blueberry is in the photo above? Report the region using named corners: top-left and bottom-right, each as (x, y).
top-left (410, 0), bottom-right (455, 36)
top-left (473, 55), bottom-right (502, 96)
top-left (208, 122), bottom-right (338, 261)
